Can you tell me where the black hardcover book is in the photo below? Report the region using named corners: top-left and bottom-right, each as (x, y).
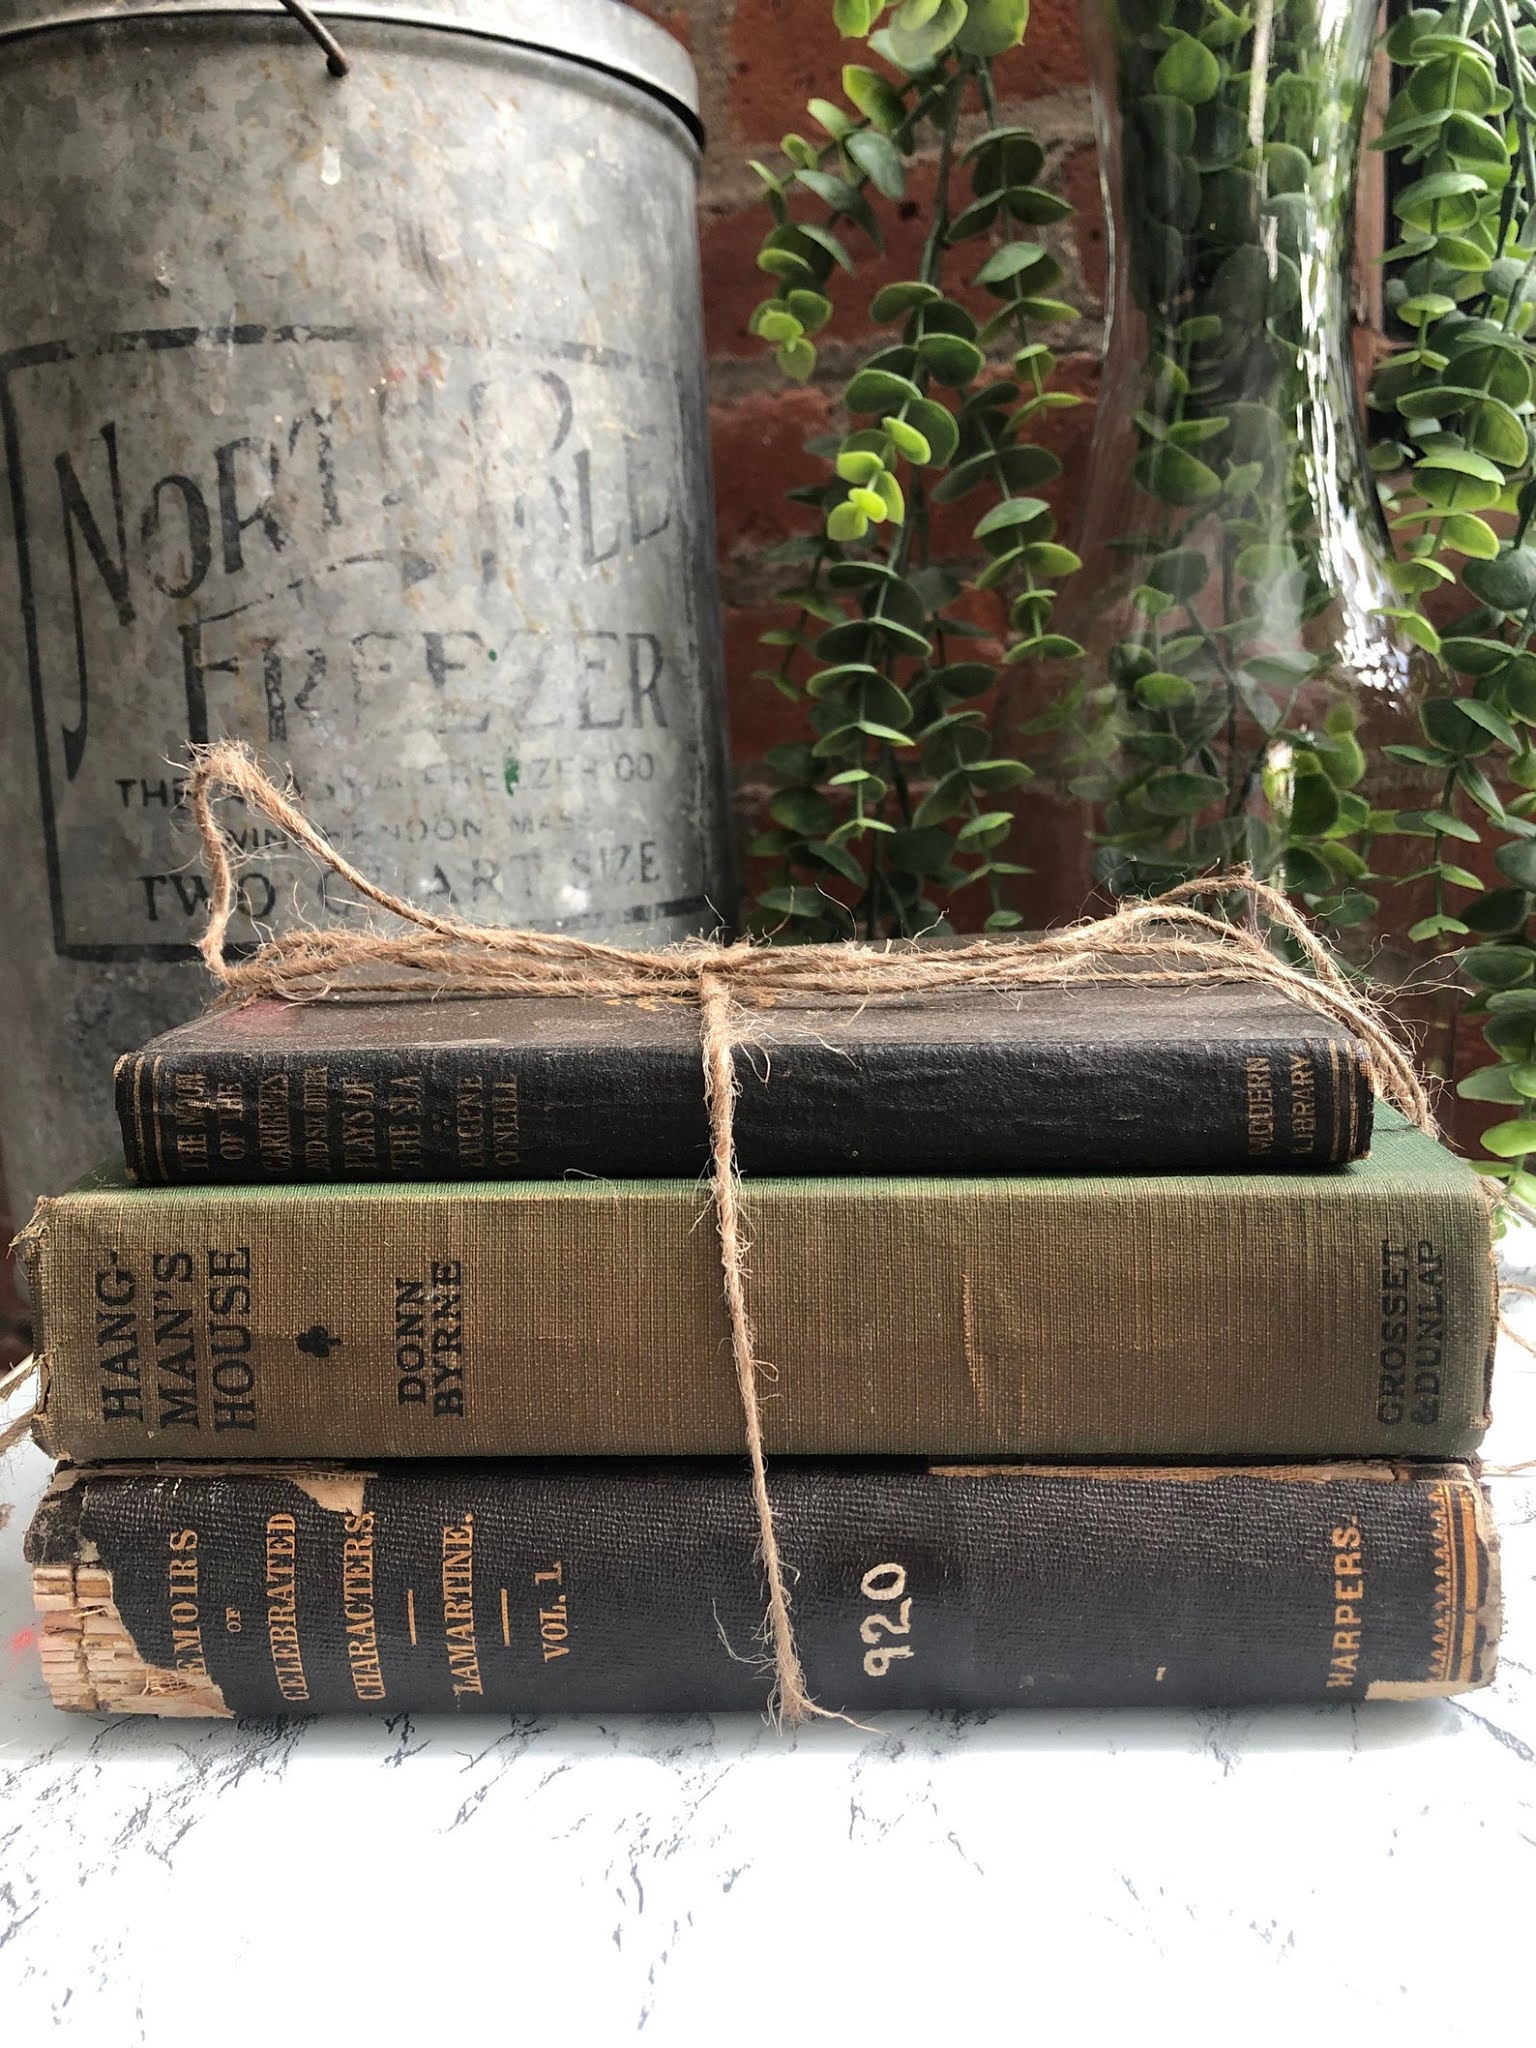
top-left (116, 981), bottom-right (1374, 1181)
top-left (28, 1459), bottom-right (1497, 1717)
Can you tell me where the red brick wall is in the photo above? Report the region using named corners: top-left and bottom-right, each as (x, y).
top-left (652, 0), bottom-right (1102, 863)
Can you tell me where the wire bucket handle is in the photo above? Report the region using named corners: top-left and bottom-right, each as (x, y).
top-left (279, 0), bottom-right (349, 75)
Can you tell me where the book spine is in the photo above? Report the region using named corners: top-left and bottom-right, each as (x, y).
top-left (26, 1461), bottom-right (1498, 1717)
top-left (115, 1029), bottom-right (1373, 1183)
top-left (22, 1161), bottom-right (1496, 1462)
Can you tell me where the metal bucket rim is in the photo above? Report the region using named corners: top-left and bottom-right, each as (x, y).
top-left (0, 0), bottom-right (704, 142)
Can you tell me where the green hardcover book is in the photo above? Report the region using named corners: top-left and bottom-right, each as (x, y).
top-left (22, 1107), bottom-right (1495, 1462)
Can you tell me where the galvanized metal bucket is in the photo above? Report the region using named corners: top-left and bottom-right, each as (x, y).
top-left (0, 0), bottom-right (735, 1215)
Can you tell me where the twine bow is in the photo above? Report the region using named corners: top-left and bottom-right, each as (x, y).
top-left (183, 742), bottom-right (1432, 1724)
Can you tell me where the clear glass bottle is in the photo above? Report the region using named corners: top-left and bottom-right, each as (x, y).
top-left (1009, 0), bottom-right (1438, 940)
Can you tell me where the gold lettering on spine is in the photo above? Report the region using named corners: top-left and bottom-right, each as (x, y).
top-left (170, 1068), bottom-right (250, 1169)
top-left (207, 1246), bottom-right (256, 1433)
top-left (491, 1076), bottom-right (520, 1168)
top-left (534, 1560), bottom-right (570, 1662)
top-left (264, 1511), bottom-right (310, 1702)
top-left (167, 1527), bottom-right (210, 1678)
top-left (1287, 1051), bottom-right (1317, 1157)
top-left (257, 1070), bottom-right (293, 1175)
top-left (171, 1069), bottom-right (210, 1167)
top-left (1244, 1056), bottom-right (1275, 1156)
top-left (441, 1516), bottom-right (483, 1695)
top-left (302, 1065), bottom-right (330, 1172)
top-left (455, 1072), bottom-right (485, 1170)
top-left (387, 1072), bottom-right (424, 1174)
top-left (1325, 1519), bottom-right (1365, 1689)
top-left (339, 1075), bottom-right (378, 1175)
top-left (341, 1509), bottom-right (386, 1701)
top-left (152, 1249), bottom-right (199, 1431)
top-left (95, 1250), bottom-right (144, 1422)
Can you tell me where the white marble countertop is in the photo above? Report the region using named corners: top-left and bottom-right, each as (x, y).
top-left (4, 1289), bottom-right (1535, 2045)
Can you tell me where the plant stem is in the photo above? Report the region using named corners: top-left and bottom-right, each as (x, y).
top-left (1492, 0), bottom-right (1536, 329)
top-left (978, 58), bottom-right (1000, 129)
top-left (865, 54), bottom-right (964, 937)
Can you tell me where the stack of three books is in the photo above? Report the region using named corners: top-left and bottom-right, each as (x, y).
top-left (21, 974), bottom-right (1500, 1718)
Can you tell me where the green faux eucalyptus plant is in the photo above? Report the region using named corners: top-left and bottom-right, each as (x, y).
top-left (747, 0), bottom-right (1086, 938)
top-left (1368, 0), bottom-right (1536, 1194)
top-left (741, 0), bottom-right (1536, 1186)
top-left (1045, 0), bottom-right (1433, 934)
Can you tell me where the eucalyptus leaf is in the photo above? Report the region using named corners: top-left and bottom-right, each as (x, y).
top-left (964, 127), bottom-right (1046, 185)
top-left (1133, 444), bottom-right (1223, 505)
top-left (932, 444), bottom-right (1062, 502)
top-left (916, 332), bottom-right (986, 384)
top-left (882, 414), bottom-right (933, 464)
top-left (882, 0), bottom-right (967, 71)
top-left (841, 65), bottom-right (906, 135)
top-left (757, 885), bottom-right (832, 919)
top-left (1023, 542), bottom-right (1083, 577)
top-left (954, 0), bottom-right (1031, 58)
top-left (1458, 1063), bottom-right (1527, 1103)
top-left (805, 837), bottom-right (869, 886)
top-left (1480, 1118), bottom-right (1536, 1159)
top-left (1463, 946), bottom-right (1536, 990)
top-left (974, 241), bottom-right (1051, 288)
top-left (869, 281), bottom-right (943, 320)
top-left (1407, 913), bottom-right (1472, 942)
top-left (1414, 447), bottom-right (1507, 511)
top-left (973, 495), bottom-right (1052, 541)
top-left (1439, 513), bottom-right (1501, 560)
top-left (1154, 35), bottom-right (1221, 106)
top-left (1287, 846), bottom-right (1336, 897)
top-left (1464, 888), bottom-right (1532, 934)
top-left (845, 366), bottom-right (924, 413)
top-left (847, 129), bottom-right (907, 200)
top-left (903, 396), bottom-right (961, 466)
top-left (1143, 769), bottom-right (1227, 816)
top-left (769, 787), bottom-right (837, 835)
top-left (1146, 548), bottom-right (1209, 600)
top-left (1463, 548), bottom-right (1536, 613)
top-left (1463, 396), bottom-right (1530, 467)
top-left (1136, 670), bottom-right (1199, 710)
top-left (1459, 700), bottom-right (1521, 750)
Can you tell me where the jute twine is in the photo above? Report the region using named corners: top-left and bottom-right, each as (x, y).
top-left (164, 742), bottom-right (1447, 1723)
top-left (0, 1358), bottom-right (35, 1462)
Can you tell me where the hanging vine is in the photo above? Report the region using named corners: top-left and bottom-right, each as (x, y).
top-left (1042, 0), bottom-right (1404, 933)
top-left (1368, 0), bottom-right (1536, 1197)
top-left (746, 0), bottom-right (1084, 939)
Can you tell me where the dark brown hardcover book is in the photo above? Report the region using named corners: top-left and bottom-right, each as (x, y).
top-left (114, 981), bottom-right (1375, 1183)
top-left (27, 1459), bottom-right (1498, 1716)
top-left (21, 1108), bottom-right (1494, 1463)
